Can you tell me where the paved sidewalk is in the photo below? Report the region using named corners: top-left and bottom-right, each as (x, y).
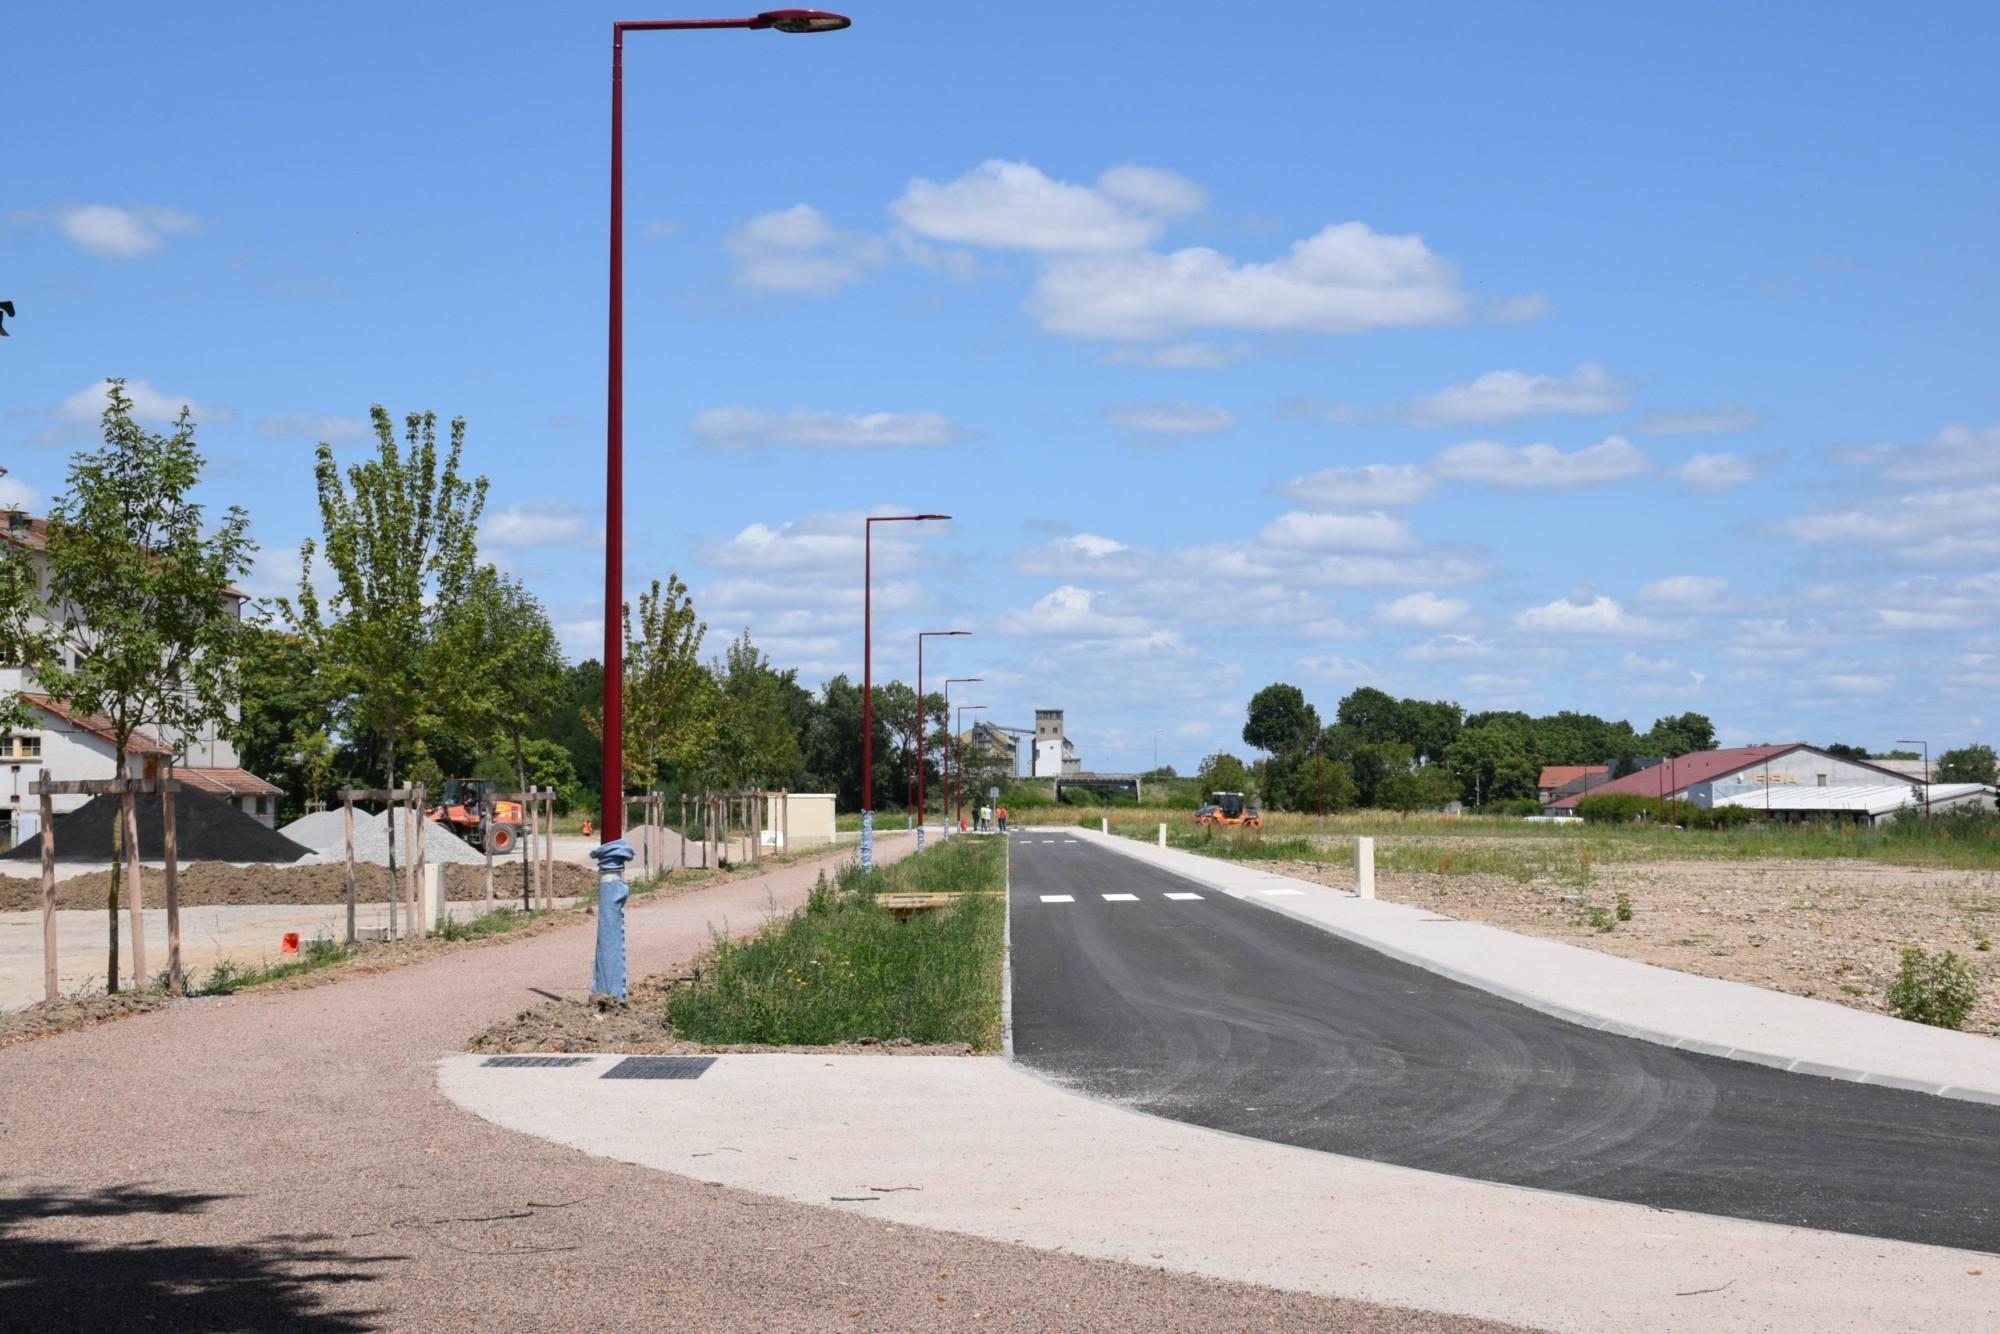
top-left (440, 1052), bottom-right (1997, 1334)
top-left (1064, 826), bottom-right (2000, 1103)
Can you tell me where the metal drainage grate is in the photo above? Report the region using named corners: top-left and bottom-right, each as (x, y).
top-left (484, 1056), bottom-right (592, 1072)
top-left (601, 1056), bottom-right (716, 1081)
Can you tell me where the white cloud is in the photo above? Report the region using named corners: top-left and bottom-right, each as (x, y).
top-left (1674, 452), bottom-right (1763, 493)
top-left (1257, 510), bottom-right (1418, 553)
top-left (1026, 221), bottom-right (1472, 340)
top-left (1372, 591), bottom-right (1471, 629)
top-left (1486, 293), bottom-right (1552, 323)
top-left (1404, 364), bottom-right (1633, 426)
top-left (695, 508), bottom-right (947, 580)
top-left (1100, 341), bottom-right (1252, 370)
top-left (1274, 463), bottom-right (1436, 510)
top-left (1620, 651), bottom-right (1683, 675)
top-left (1778, 482), bottom-right (2000, 564)
top-left (724, 204), bottom-right (888, 295)
top-left (256, 413), bottom-right (369, 442)
top-left (1103, 401), bottom-right (1236, 436)
top-left (1632, 404), bottom-right (1766, 436)
top-left (1431, 435), bottom-right (1648, 490)
top-left (11, 204), bottom-right (199, 258)
top-left (1294, 654), bottom-right (1376, 679)
top-left (0, 476), bottom-right (43, 511)
top-left (690, 406), bottom-right (973, 453)
top-left (1823, 673), bottom-right (1894, 694)
top-left (1844, 422), bottom-right (2000, 484)
top-left (21, 379), bottom-right (236, 445)
top-left (890, 159), bottom-right (1200, 254)
top-left (998, 585), bottom-right (1155, 640)
top-left (1634, 575), bottom-right (1728, 610)
top-left (1515, 594), bottom-right (1673, 638)
top-left (483, 500), bottom-right (601, 551)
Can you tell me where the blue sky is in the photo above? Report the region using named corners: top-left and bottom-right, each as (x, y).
top-left (5, 2), bottom-right (1998, 773)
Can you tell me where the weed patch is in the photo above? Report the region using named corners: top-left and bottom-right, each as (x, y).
top-left (1884, 947), bottom-right (1982, 1029)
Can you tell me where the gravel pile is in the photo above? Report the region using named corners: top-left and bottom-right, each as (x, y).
top-left (6, 790), bottom-right (313, 864)
top-left (287, 808), bottom-right (489, 866)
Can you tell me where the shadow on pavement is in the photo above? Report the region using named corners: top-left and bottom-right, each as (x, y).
top-left (0, 1182), bottom-right (387, 1331)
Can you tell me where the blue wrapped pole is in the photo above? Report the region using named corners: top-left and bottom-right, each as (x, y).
top-left (588, 838), bottom-right (634, 1000)
top-left (859, 809), bottom-right (873, 872)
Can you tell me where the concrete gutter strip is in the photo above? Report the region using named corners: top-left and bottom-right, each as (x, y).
top-left (439, 1053), bottom-right (1999, 1334)
top-left (1065, 826), bottom-right (2000, 1104)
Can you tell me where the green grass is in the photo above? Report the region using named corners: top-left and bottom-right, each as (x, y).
top-left (665, 836), bottom-right (1006, 1049)
top-left (190, 932), bottom-right (355, 995)
top-left (1071, 805), bottom-right (2000, 876)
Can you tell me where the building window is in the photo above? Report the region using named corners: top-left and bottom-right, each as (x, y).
top-left (0, 736), bottom-right (42, 761)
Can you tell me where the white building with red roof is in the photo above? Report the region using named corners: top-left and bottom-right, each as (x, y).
top-left (1542, 744), bottom-right (1920, 813)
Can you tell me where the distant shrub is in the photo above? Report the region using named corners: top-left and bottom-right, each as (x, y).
top-left (1575, 793), bottom-right (1667, 824)
top-left (1884, 947), bottom-right (1981, 1029)
top-left (1487, 798), bottom-right (1545, 817)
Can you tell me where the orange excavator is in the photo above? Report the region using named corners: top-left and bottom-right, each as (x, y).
top-left (427, 778), bottom-right (525, 853)
top-left (1194, 791), bottom-right (1262, 830)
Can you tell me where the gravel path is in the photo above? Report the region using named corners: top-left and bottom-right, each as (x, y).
top-left (0, 840), bottom-right (1521, 1332)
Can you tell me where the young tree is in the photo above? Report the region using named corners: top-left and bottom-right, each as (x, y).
top-left (453, 569), bottom-right (565, 800)
top-left (1196, 751), bottom-right (1252, 794)
top-left (709, 630), bottom-right (805, 791)
top-left (236, 623), bottom-right (341, 816)
top-left (36, 380), bottom-right (254, 991)
top-left (586, 575), bottom-right (715, 799)
top-left (286, 406), bottom-right (487, 880)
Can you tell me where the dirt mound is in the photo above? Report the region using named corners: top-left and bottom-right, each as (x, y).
top-left (8, 789), bottom-right (312, 864)
top-left (285, 808), bottom-right (489, 865)
top-left (0, 859), bottom-right (599, 911)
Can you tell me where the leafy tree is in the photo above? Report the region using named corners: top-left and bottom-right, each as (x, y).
top-left (1195, 751), bottom-right (1252, 795)
top-left (1445, 725), bottom-right (1538, 806)
top-left (1399, 698), bottom-right (1464, 765)
top-left (1937, 743), bottom-right (1999, 785)
top-left (1242, 683), bottom-right (1318, 755)
top-left (1336, 686), bottom-right (1407, 746)
top-left (235, 624), bottom-right (341, 817)
top-left (541, 659), bottom-right (605, 795)
top-left (454, 570), bottom-right (565, 804)
top-left (37, 380), bottom-right (253, 991)
top-left (1377, 763), bottom-right (1458, 813)
top-left (1349, 741), bottom-right (1416, 808)
top-left (1642, 711), bottom-right (1717, 758)
top-left (709, 629), bottom-right (805, 791)
top-left (1262, 747), bottom-right (1356, 813)
top-left (287, 404), bottom-right (488, 825)
top-left (586, 575), bottom-right (715, 797)
top-left (1823, 743), bottom-right (1870, 762)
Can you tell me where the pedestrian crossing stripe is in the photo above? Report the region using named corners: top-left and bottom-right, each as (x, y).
top-left (1040, 894), bottom-right (1075, 903)
top-left (1101, 893), bottom-right (1139, 901)
top-left (1163, 892), bottom-right (1203, 900)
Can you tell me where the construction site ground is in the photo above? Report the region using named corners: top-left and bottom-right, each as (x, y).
top-left (1269, 852), bottom-right (2000, 1036)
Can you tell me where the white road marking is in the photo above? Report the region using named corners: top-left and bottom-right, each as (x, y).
top-left (1256, 888), bottom-right (1305, 896)
top-left (1041, 839), bottom-right (1056, 844)
top-left (1039, 894), bottom-right (1075, 903)
top-left (1062, 839), bottom-right (1078, 843)
top-left (1163, 892), bottom-right (1204, 901)
top-left (1102, 893), bottom-right (1139, 902)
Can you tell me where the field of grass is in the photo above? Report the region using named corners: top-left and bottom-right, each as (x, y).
top-left (1059, 805), bottom-right (2000, 877)
top-left (665, 835), bottom-right (1006, 1049)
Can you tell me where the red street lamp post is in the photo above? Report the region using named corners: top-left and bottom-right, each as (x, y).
top-left (941, 677), bottom-right (979, 837)
top-left (860, 513), bottom-right (949, 869)
top-left (601, 9), bottom-right (850, 844)
top-left (957, 704), bottom-right (987, 831)
top-left (916, 630), bottom-right (969, 853)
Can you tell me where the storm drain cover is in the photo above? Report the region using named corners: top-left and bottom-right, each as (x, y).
top-left (482, 1055), bottom-right (593, 1068)
top-left (602, 1056), bottom-right (716, 1081)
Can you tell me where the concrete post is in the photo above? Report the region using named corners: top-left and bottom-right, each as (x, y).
top-left (1101, 818), bottom-right (1108, 835)
top-left (1157, 822), bottom-right (1166, 848)
top-left (421, 862), bottom-right (445, 932)
top-left (1356, 836), bottom-right (1375, 899)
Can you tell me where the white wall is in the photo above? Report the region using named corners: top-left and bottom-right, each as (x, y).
top-left (1714, 749), bottom-right (1911, 789)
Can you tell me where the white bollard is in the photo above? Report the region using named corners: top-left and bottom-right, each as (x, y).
top-left (1101, 817), bottom-right (1108, 835)
top-left (1157, 822), bottom-right (1167, 848)
top-left (1355, 836), bottom-right (1375, 899)
top-left (422, 862), bottom-right (446, 929)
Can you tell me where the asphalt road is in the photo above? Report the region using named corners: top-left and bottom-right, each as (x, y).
top-left (1008, 833), bottom-right (2000, 1253)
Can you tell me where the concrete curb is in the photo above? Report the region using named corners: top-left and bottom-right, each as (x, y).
top-left (1069, 826), bottom-right (2000, 1107)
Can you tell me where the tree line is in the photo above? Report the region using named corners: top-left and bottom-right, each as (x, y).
top-left (1216, 682), bottom-right (1721, 813)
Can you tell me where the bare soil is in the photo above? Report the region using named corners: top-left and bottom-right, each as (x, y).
top-left (469, 964), bottom-right (979, 1056)
top-left (0, 991), bottom-right (169, 1048)
top-left (0, 858), bottom-right (599, 911)
top-left (1274, 856), bottom-right (2000, 1035)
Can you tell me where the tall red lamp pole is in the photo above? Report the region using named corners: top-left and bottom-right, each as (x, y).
top-left (941, 677), bottom-right (979, 837)
top-left (860, 513), bottom-right (949, 869)
top-left (956, 704), bottom-right (987, 831)
top-left (916, 630), bottom-right (969, 852)
top-left (602, 9), bottom-right (849, 843)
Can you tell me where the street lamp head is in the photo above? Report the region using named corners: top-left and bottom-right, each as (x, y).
top-left (753, 10), bottom-right (852, 32)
